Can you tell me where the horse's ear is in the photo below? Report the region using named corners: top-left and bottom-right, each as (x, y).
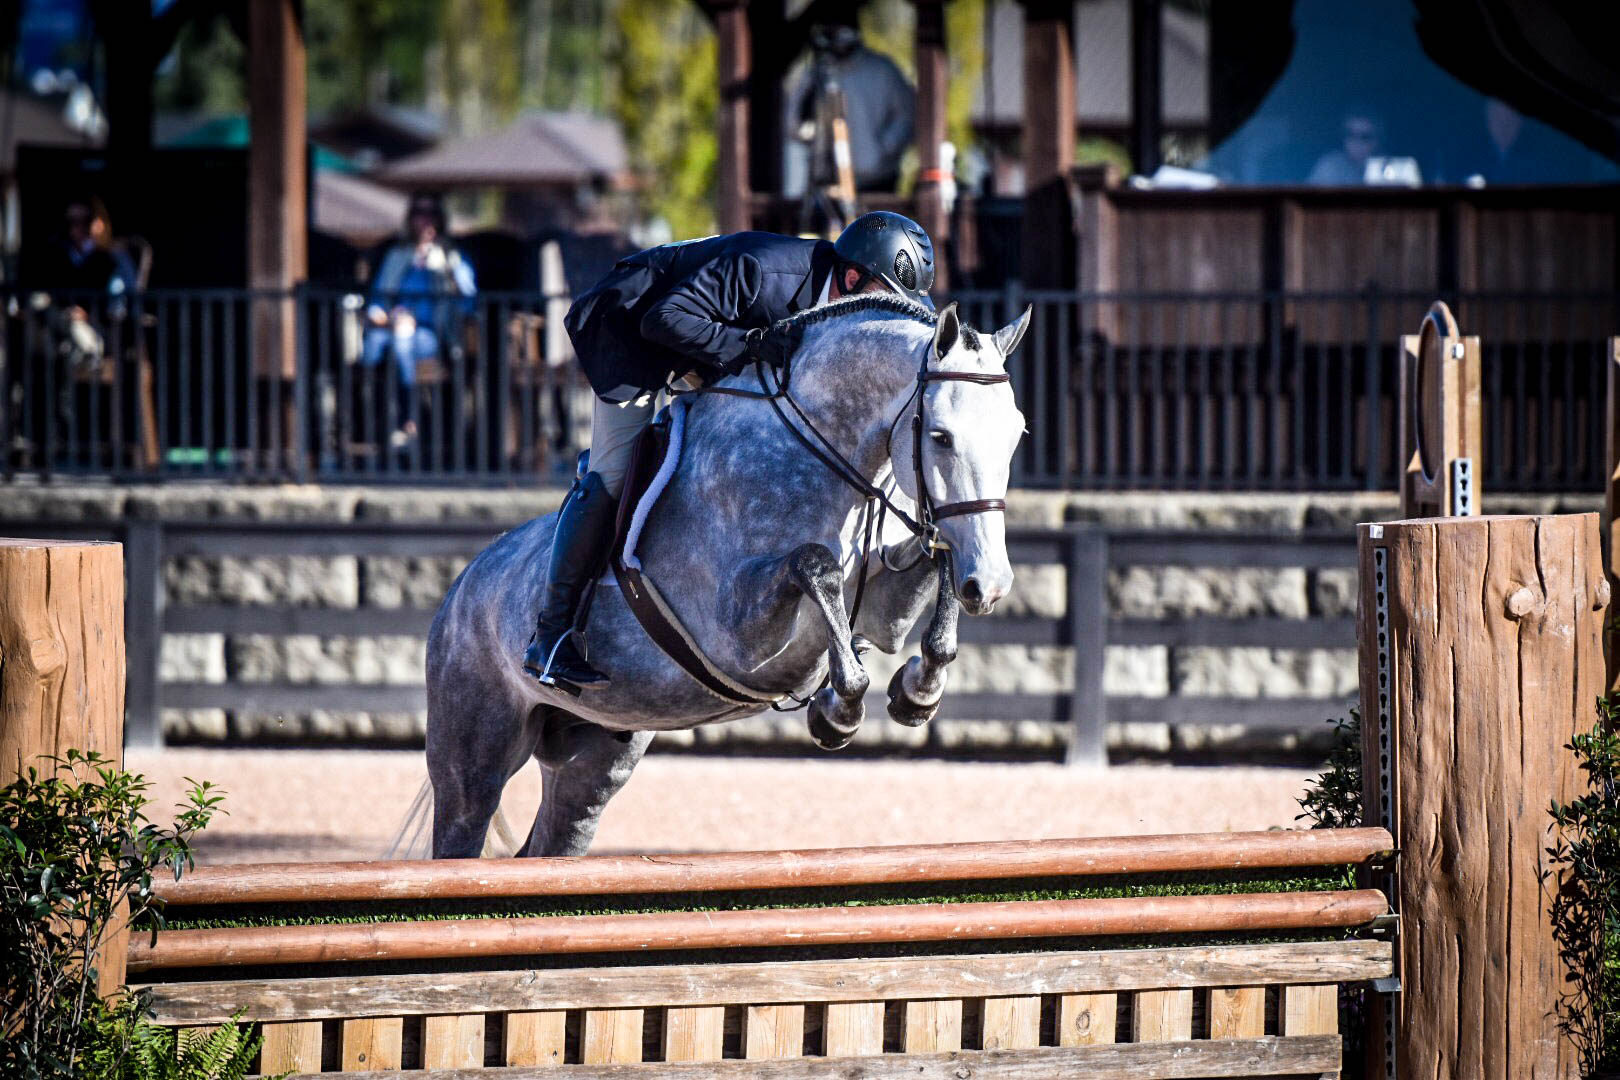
top-left (994, 305), bottom-right (1032, 357)
top-left (933, 302), bottom-right (961, 361)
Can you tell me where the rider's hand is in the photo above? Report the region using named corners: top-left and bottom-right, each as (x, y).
top-left (744, 326), bottom-right (789, 370)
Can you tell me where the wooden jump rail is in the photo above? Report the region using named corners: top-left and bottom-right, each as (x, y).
top-left (152, 828), bottom-right (1394, 905)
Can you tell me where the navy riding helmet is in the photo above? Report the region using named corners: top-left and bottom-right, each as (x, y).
top-left (833, 211), bottom-right (936, 310)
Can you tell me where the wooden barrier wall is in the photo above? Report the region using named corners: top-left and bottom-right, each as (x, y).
top-left (134, 831), bottom-right (1396, 1077)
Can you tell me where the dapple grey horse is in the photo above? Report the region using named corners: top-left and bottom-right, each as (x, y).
top-left (424, 296), bottom-right (1030, 857)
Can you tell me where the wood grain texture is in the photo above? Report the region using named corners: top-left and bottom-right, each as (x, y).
top-left (1208, 987), bottom-right (1265, 1039)
top-left (505, 1011), bottom-right (565, 1067)
top-left (1058, 993), bottom-right (1116, 1045)
top-left (582, 1008), bottom-right (643, 1064)
top-left (1359, 515), bottom-right (1602, 1080)
top-left (153, 829), bottom-right (1395, 907)
top-left (340, 1017), bottom-right (403, 1071)
top-left (1280, 985), bottom-right (1336, 1036)
top-left (1132, 990), bottom-right (1193, 1042)
top-left (140, 940), bottom-right (1392, 1025)
top-left (823, 1001), bottom-right (885, 1056)
top-left (903, 999), bottom-right (962, 1053)
top-left (0, 540), bottom-right (125, 991)
top-left (661, 1006), bottom-right (723, 1062)
top-left (422, 1014), bottom-right (483, 1070)
top-left (980, 996), bottom-right (1041, 1050)
top-left (294, 1035), bottom-right (1342, 1078)
top-left (259, 1020), bottom-right (322, 1073)
top-left (129, 891), bottom-right (1389, 973)
top-left (744, 1004), bottom-right (804, 1059)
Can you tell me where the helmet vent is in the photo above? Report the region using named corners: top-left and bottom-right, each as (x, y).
top-left (893, 249), bottom-right (917, 291)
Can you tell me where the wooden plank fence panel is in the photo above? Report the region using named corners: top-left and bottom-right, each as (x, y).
top-left (744, 1005), bottom-right (805, 1059)
top-left (662, 1006), bottom-right (724, 1062)
top-left (1208, 988), bottom-right (1265, 1039)
top-left (902, 1000), bottom-right (963, 1053)
top-left (583, 1008), bottom-right (644, 1064)
top-left (1058, 994), bottom-right (1116, 1045)
top-left (823, 1002), bottom-right (885, 1057)
top-left (505, 1011), bottom-right (566, 1067)
top-left (1280, 985), bottom-right (1337, 1036)
top-left (293, 1035), bottom-right (1343, 1077)
top-left (422, 1014), bottom-right (484, 1070)
top-left (340, 1017), bottom-right (403, 1071)
top-left (1131, 990), bottom-right (1193, 1042)
top-left (141, 941), bottom-right (1392, 1024)
top-left (980, 996), bottom-right (1041, 1050)
top-left (259, 1020), bottom-right (323, 1073)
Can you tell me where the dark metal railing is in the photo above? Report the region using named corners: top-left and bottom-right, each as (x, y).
top-left (2, 283), bottom-right (1611, 491)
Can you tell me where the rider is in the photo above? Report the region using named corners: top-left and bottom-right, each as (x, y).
top-left (523, 212), bottom-right (938, 690)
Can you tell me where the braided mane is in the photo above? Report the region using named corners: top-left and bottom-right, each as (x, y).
top-left (770, 291), bottom-right (937, 335)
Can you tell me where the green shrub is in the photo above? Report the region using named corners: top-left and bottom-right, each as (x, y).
top-left (1544, 697), bottom-right (1620, 1077)
top-left (1297, 711), bottom-right (1363, 830)
top-left (0, 750), bottom-right (233, 1080)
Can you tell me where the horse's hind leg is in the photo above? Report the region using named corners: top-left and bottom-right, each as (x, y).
top-left (786, 543), bottom-right (870, 751)
top-left (524, 715), bottom-right (654, 856)
top-left (886, 557), bottom-right (960, 726)
top-left (427, 680), bottom-right (539, 859)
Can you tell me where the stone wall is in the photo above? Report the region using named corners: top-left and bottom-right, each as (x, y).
top-left (2, 482), bottom-right (1599, 760)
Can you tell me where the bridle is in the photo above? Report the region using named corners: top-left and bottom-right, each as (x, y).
top-left (676, 325), bottom-right (1010, 555)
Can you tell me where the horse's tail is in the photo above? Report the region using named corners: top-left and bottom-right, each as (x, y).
top-left (382, 778), bottom-right (522, 860)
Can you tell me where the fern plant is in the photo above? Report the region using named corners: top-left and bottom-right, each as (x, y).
top-left (122, 1019), bottom-right (265, 1080)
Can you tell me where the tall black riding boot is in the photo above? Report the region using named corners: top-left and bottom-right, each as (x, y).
top-left (521, 472), bottom-right (618, 692)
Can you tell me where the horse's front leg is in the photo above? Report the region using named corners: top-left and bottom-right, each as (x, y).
top-left (886, 555), bottom-right (960, 726)
top-left (785, 543), bottom-right (870, 751)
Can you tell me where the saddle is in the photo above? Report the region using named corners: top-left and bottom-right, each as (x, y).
top-left (604, 402), bottom-right (784, 707)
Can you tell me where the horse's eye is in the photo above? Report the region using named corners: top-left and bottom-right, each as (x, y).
top-left (930, 430), bottom-right (953, 449)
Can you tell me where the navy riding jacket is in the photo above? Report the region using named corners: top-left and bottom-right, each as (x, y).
top-left (564, 232), bottom-right (837, 402)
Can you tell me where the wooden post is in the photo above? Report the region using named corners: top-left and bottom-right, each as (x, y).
top-left (912, 0), bottom-right (948, 291)
top-left (1359, 514), bottom-right (1604, 1080)
top-left (1398, 301), bottom-right (1481, 519)
top-left (1129, 0), bottom-right (1162, 176)
top-left (1606, 337), bottom-right (1619, 690)
top-left (1020, 0), bottom-right (1076, 289)
top-left (715, 0), bottom-right (751, 236)
top-left (248, 0), bottom-right (307, 465)
top-left (0, 539), bottom-right (127, 992)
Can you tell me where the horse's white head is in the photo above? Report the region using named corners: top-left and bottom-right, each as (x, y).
top-left (891, 303), bottom-right (1029, 615)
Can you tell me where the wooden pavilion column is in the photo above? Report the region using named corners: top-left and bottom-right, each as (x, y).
top-left (1129, 0), bottom-right (1162, 177)
top-left (1020, 0), bottom-right (1076, 289)
top-left (248, 0), bottom-right (307, 468)
top-left (714, 0), bottom-right (752, 236)
top-left (912, 0), bottom-right (948, 291)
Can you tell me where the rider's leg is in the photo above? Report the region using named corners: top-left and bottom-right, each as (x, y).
top-left (522, 394), bottom-right (654, 689)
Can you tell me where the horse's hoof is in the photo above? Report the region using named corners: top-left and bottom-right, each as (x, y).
top-left (886, 664), bottom-right (939, 727)
top-left (808, 690), bottom-right (862, 751)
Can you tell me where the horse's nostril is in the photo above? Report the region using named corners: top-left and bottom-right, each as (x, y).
top-left (961, 578), bottom-right (983, 604)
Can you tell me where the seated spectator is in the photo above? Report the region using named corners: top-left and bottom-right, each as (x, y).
top-left (1307, 110), bottom-right (1382, 185)
top-left (362, 192), bottom-right (477, 445)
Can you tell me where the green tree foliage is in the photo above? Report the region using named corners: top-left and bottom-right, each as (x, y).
top-left (0, 751), bottom-right (223, 1079)
top-left (609, 0), bottom-right (717, 240)
top-left (1543, 697), bottom-right (1620, 1076)
top-left (1296, 712), bottom-right (1362, 830)
top-left (305, 0), bottom-right (448, 114)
